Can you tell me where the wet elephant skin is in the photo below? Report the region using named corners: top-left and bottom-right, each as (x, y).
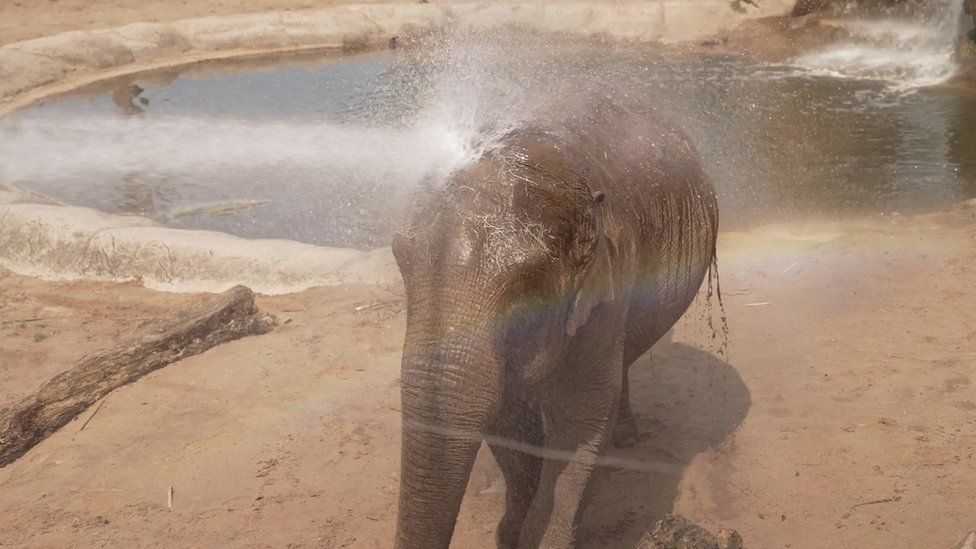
top-left (391, 95), bottom-right (720, 548)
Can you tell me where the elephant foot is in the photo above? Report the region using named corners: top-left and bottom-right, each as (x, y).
top-left (612, 415), bottom-right (639, 448)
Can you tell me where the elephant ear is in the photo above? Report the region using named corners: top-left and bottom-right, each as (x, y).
top-left (566, 191), bottom-right (615, 337)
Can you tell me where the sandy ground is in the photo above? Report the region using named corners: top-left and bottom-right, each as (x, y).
top-left (2, 0), bottom-right (975, 547)
top-left (0, 0), bottom-right (391, 46)
top-left (0, 0), bottom-right (684, 47)
top-left (0, 0), bottom-right (819, 55)
top-left (1, 202), bottom-right (974, 548)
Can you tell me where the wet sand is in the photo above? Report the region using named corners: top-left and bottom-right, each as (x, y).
top-left (1, 203), bottom-right (974, 548)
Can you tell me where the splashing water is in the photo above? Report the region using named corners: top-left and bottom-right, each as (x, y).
top-left (0, 108), bottom-right (481, 248)
top-left (0, 115), bottom-right (469, 188)
top-left (793, 0), bottom-right (965, 90)
top-left (375, 29), bottom-right (595, 163)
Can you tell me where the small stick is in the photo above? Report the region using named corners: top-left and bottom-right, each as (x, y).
top-left (849, 496), bottom-right (899, 511)
top-left (354, 300), bottom-right (397, 312)
top-left (78, 399), bottom-right (107, 432)
top-left (843, 486), bottom-right (903, 518)
top-left (168, 486), bottom-right (175, 510)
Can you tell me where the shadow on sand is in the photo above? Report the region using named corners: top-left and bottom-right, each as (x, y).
top-left (579, 338), bottom-right (751, 547)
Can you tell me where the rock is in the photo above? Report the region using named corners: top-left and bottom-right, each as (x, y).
top-left (636, 514), bottom-right (743, 549)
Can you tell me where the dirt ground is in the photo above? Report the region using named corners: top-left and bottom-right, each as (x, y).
top-left (0, 0), bottom-right (829, 62)
top-left (0, 0), bottom-right (383, 46)
top-left (1, 202), bottom-right (974, 548)
top-left (0, 0), bottom-right (646, 47)
top-left (2, 1), bottom-right (976, 547)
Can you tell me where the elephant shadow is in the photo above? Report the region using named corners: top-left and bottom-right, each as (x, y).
top-left (579, 337), bottom-right (751, 547)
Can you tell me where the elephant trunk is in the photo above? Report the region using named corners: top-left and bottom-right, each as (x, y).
top-left (395, 325), bottom-right (502, 549)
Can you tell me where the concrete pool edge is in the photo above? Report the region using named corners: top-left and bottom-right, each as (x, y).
top-left (0, 1), bottom-right (794, 116)
top-left (3, 183), bottom-right (973, 295)
top-left (0, 187), bottom-right (400, 294)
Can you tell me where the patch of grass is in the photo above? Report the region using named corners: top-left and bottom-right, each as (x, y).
top-left (17, 321), bottom-right (27, 330)
top-left (33, 332), bottom-right (47, 343)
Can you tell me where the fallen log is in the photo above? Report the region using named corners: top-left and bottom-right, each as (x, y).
top-left (0, 285), bottom-right (276, 467)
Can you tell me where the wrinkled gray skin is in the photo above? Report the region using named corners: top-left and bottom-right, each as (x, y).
top-left (393, 96), bottom-right (718, 549)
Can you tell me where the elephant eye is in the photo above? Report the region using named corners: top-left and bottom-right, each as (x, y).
top-left (506, 249), bottom-right (556, 295)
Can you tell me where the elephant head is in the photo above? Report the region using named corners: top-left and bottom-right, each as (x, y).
top-left (392, 134), bottom-right (615, 548)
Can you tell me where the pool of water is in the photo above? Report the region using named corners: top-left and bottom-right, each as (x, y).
top-left (2, 32), bottom-right (975, 249)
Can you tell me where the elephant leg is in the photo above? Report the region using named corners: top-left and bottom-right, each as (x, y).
top-left (487, 398), bottom-right (544, 549)
top-left (612, 360), bottom-right (638, 448)
top-left (518, 344), bottom-right (623, 548)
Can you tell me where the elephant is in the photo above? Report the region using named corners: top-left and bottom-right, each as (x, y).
top-left (392, 94), bottom-right (719, 548)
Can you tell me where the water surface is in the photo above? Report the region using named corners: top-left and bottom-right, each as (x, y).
top-left (1, 35), bottom-right (974, 249)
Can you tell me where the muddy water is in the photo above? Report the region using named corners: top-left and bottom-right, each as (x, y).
top-left (1, 43), bottom-right (975, 249)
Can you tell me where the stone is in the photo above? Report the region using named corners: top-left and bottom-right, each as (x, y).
top-left (636, 513), bottom-right (743, 549)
